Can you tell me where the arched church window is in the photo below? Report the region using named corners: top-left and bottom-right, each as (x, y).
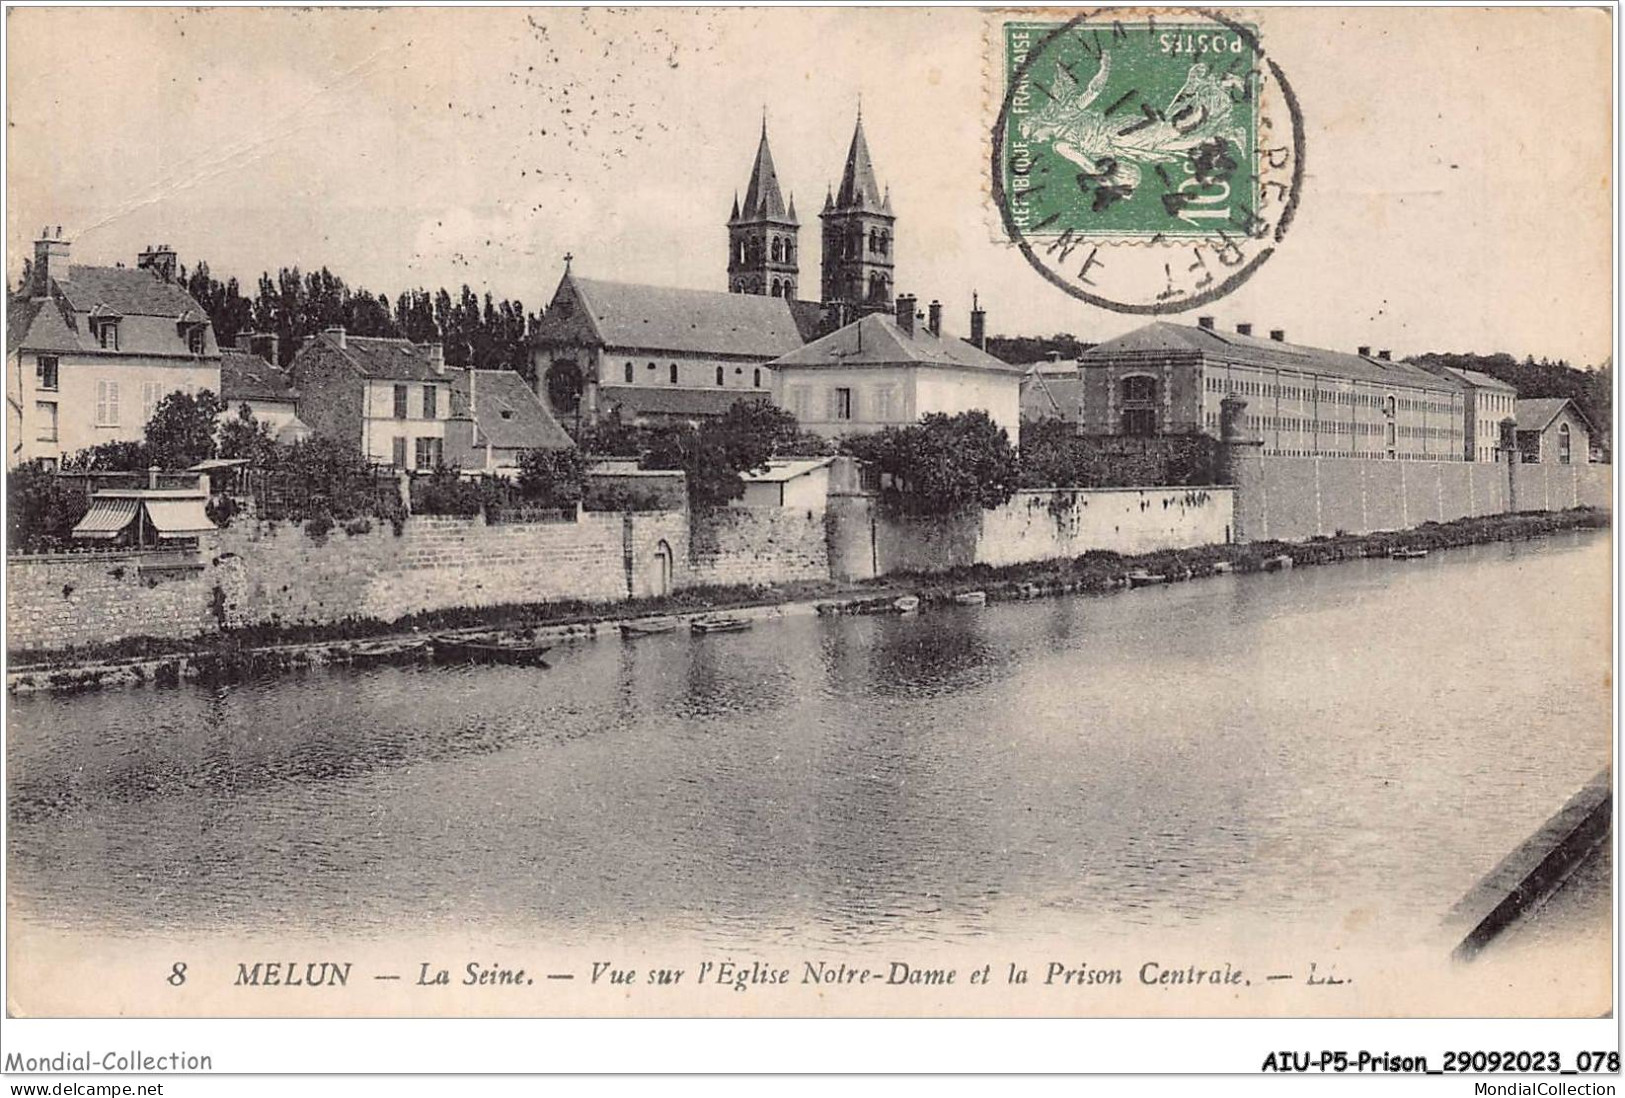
top-left (624, 361), bottom-right (634, 383)
top-left (670, 363), bottom-right (679, 385)
top-left (716, 366), bottom-right (725, 386)
top-left (785, 239), bottom-right (795, 264)
top-left (869, 229), bottom-right (879, 253)
top-left (753, 368), bottom-right (762, 388)
top-left (771, 238), bottom-right (782, 263)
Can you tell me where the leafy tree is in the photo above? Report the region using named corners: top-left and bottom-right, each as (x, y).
top-left (639, 399), bottom-right (804, 509)
top-left (517, 448), bottom-right (587, 509)
top-left (144, 389), bottom-right (228, 469)
top-left (842, 410), bottom-right (1020, 515)
top-left (217, 404), bottom-right (277, 463)
top-left (66, 439), bottom-right (156, 472)
top-left (983, 333), bottom-right (1095, 365)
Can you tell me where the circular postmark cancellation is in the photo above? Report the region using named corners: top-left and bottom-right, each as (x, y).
top-left (991, 8), bottom-right (1305, 314)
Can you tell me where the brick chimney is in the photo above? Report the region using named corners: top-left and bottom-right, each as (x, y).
top-left (1357, 345), bottom-right (1372, 357)
top-left (927, 299), bottom-right (942, 337)
top-left (970, 292), bottom-right (986, 350)
top-left (1236, 322), bottom-right (1253, 336)
top-left (426, 342), bottom-right (445, 373)
top-left (237, 331), bottom-right (281, 365)
top-left (895, 294), bottom-right (917, 337)
top-left (1377, 349), bottom-right (1391, 361)
top-left (32, 227), bottom-right (69, 298)
top-left (1269, 329), bottom-right (1286, 342)
top-left (323, 326), bottom-right (347, 350)
top-left (1198, 316), bottom-right (1215, 331)
top-left (137, 243), bottom-right (178, 282)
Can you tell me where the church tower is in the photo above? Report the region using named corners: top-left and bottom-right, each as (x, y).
top-left (727, 118), bottom-right (800, 299)
top-left (820, 108), bottom-right (895, 321)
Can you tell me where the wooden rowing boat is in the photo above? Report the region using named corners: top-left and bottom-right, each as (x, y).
top-left (345, 637), bottom-right (429, 665)
top-left (892, 595), bottom-right (920, 613)
top-left (690, 615), bottom-right (752, 635)
top-left (953, 590), bottom-right (987, 606)
top-left (619, 616), bottom-right (679, 637)
top-left (1389, 547), bottom-right (1429, 560)
top-left (1126, 570), bottom-right (1167, 588)
top-left (431, 634), bottom-right (552, 665)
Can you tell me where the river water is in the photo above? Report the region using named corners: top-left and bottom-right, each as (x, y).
top-left (7, 531), bottom-right (1612, 954)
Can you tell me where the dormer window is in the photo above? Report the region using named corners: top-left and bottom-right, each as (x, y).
top-left (91, 318), bottom-right (120, 350)
top-left (187, 327), bottom-right (206, 355)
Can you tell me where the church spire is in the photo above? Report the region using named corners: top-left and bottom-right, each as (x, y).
top-left (835, 109), bottom-right (884, 212)
top-left (740, 119), bottom-right (792, 223)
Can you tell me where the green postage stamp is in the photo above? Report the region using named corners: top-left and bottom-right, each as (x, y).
top-left (991, 10), bottom-right (1303, 313)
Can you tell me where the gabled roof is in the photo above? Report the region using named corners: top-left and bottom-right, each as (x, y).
top-left (1516, 397), bottom-right (1593, 434)
top-left (768, 312), bottom-right (1022, 374)
top-left (220, 348), bottom-right (297, 404)
top-left (564, 275), bottom-right (810, 359)
top-left (295, 332), bottom-right (450, 382)
top-left (600, 386), bottom-right (769, 419)
top-left (450, 368), bottom-right (574, 451)
top-left (1082, 321), bottom-right (1458, 391)
top-left (736, 122), bottom-right (794, 224)
top-left (9, 264), bottom-right (219, 360)
top-left (832, 113), bottom-right (887, 214)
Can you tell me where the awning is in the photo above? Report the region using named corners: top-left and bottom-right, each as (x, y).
top-left (71, 497), bottom-right (140, 540)
top-left (144, 497), bottom-right (215, 539)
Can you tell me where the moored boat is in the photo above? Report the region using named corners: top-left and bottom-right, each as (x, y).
top-left (1389, 547), bottom-right (1429, 560)
top-left (690, 615), bottom-right (753, 635)
top-left (432, 633), bottom-right (552, 666)
top-left (619, 616), bottom-right (679, 637)
top-left (1126, 570), bottom-right (1168, 588)
top-left (1262, 554), bottom-right (1295, 572)
top-left (344, 637), bottom-right (429, 666)
top-left (892, 595), bottom-right (921, 613)
top-left (952, 590), bottom-right (987, 606)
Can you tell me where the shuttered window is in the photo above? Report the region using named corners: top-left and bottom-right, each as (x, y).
top-left (95, 380), bottom-right (120, 426)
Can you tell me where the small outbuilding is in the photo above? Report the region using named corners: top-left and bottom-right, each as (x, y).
top-left (1515, 398), bottom-right (1593, 465)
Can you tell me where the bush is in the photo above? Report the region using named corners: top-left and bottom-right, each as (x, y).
top-left (7, 462), bottom-right (91, 553)
top-left (205, 494), bottom-right (243, 528)
top-left (842, 410), bottom-right (1019, 515)
top-left (409, 468), bottom-right (489, 517)
top-left (582, 481), bottom-right (671, 512)
top-left (517, 448), bottom-right (587, 509)
top-left (256, 437), bottom-right (406, 534)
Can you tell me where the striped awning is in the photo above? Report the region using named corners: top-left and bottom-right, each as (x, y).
top-left (145, 498), bottom-right (214, 539)
top-left (71, 497), bottom-right (140, 540)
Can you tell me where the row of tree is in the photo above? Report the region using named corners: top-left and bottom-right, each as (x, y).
top-left (181, 263), bottom-right (539, 378)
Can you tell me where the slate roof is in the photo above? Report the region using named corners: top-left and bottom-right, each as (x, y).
top-left (735, 123), bottom-right (794, 224)
top-left (1516, 397), bottom-right (1593, 434)
top-left (768, 312), bottom-right (1022, 374)
top-left (599, 386), bottom-right (769, 419)
top-left (296, 332), bottom-right (450, 382)
top-left (832, 114), bottom-right (889, 214)
top-left (450, 369), bottom-right (574, 451)
top-left (1082, 321), bottom-right (1458, 391)
top-left (1432, 365), bottom-right (1518, 393)
top-left (567, 275), bottom-right (810, 358)
top-left (220, 348), bottom-right (297, 404)
top-left (9, 265), bottom-right (218, 359)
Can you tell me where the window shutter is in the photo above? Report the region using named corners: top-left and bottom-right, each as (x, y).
top-left (107, 381), bottom-right (119, 424)
top-left (826, 387), bottom-right (840, 420)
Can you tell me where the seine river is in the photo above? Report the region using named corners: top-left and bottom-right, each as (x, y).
top-left (7, 531), bottom-right (1611, 951)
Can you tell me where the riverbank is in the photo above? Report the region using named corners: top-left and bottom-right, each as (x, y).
top-left (7, 506), bottom-right (1608, 695)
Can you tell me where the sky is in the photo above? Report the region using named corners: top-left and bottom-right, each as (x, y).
top-left (5, 6), bottom-right (1614, 366)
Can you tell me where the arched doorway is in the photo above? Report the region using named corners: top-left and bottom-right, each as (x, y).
top-left (545, 359), bottom-right (584, 421)
top-left (650, 539), bottom-right (673, 597)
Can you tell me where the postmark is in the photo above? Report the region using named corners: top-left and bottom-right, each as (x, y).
top-left (990, 8), bottom-right (1305, 313)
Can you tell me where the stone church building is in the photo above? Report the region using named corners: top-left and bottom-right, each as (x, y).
top-left (532, 111), bottom-right (899, 428)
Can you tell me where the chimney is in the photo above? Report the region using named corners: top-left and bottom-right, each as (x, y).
top-left (895, 293), bottom-right (916, 337)
top-left (927, 299), bottom-right (942, 337)
top-left (1197, 316), bottom-right (1215, 331)
top-left (1269, 329), bottom-right (1286, 342)
top-left (1377, 349), bottom-right (1392, 361)
top-left (137, 243), bottom-right (178, 282)
top-left (1357, 345), bottom-right (1372, 357)
top-left (323, 326), bottom-right (347, 350)
top-left (426, 341), bottom-right (445, 373)
top-left (1235, 322), bottom-right (1253, 336)
top-left (32, 228), bottom-right (70, 297)
top-left (970, 291), bottom-right (986, 350)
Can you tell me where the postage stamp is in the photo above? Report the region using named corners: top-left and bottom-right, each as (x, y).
top-left (990, 8), bottom-right (1304, 314)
